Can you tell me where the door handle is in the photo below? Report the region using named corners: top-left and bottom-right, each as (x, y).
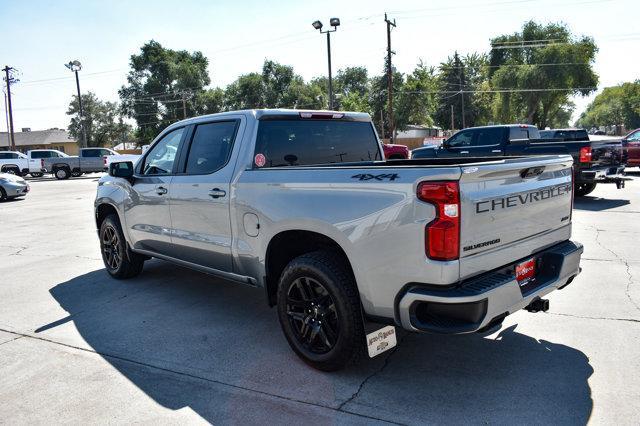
top-left (208, 188), bottom-right (226, 199)
top-left (460, 151), bottom-right (469, 154)
top-left (156, 186), bottom-right (168, 195)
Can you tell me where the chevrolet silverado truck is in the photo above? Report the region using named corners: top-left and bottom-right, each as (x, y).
top-left (411, 124), bottom-right (628, 196)
top-left (0, 150), bottom-right (64, 177)
top-left (95, 110), bottom-right (583, 371)
top-left (43, 147), bottom-right (118, 179)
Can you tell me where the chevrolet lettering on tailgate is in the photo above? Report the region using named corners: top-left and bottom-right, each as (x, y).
top-left (476, 183), bottom-right (572, 214)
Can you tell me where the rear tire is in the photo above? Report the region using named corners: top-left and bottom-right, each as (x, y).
top-left (575, 183), bottom-right (597, 197)
top-left (71, 171), bottom-right (82, 177)
top-left (30, 172), bottom-right (43, 178)
top-left (277, 250), bottom-right (365, 371)
top-left (2, 166), bottom-right (20, 175)
top-left (99, 214), bottom-right (145, 279)
top-left (54, 167), bottom-right (70, 180)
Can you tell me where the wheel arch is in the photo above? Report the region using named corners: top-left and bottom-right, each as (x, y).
top-left (95, 202), bottom-right (121, 230)
top-left (1, 164), bottom-right (20, 173)
top-left (264, 230), bottom-right (357, 307)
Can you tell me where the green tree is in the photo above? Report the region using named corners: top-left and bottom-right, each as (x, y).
top-left (67, 92), bottom-right (132, 147)
top-left (577, 81), bottom-right (640, 129)
top-left (119, 40), bottom-right (211, 142)
top-left (369, 66), bottom-right (404, 139)
top-left (224, 73), bottom-right (264, 109)
top-left (395, 61), bottom-right (438, 130)
top-left (489, 21), bottom-right (598, 127)
top-left (224, 60), bottom-right (323, 110)
top-left (435, 52), bottom-right (470, 130)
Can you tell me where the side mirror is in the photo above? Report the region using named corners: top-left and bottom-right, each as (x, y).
top-left (109, 161), bottom-right (134, 180)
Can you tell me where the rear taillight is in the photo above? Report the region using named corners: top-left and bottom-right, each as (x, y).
top-left (417, 181), bottom-right (460, 261)
top-left (579, 146), bottom-right (592, 163)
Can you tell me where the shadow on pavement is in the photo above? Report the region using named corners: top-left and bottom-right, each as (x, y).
top-left (25, 175), bottom-right (102, 182)
top-left (574, 197), bottom-right (630, 211)
top-left (38, 261), bottom-right (593, 423)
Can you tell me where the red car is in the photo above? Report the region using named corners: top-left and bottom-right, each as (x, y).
top-left (622, 129), bottom-right (640, 167)
top-left (382, 143), bottom-right (409, 160)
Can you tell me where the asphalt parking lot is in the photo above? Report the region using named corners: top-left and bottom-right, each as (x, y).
top-left (1, 173), bottom-right (639, 424)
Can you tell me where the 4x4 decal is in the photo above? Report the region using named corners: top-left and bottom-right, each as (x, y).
top-left (351, 173), bottom-right (400, 181)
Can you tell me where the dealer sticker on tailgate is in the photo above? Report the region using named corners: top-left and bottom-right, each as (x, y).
top-left (515, 258), bottom-right (536, 287)
top-left (366, 326), bottom-right (397, 358)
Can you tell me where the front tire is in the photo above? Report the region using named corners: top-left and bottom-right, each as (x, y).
top-left (0, 187), bottom-right (6, 201)
top-left (575, 182), bottom-right (597, 197)
top-left (30, 172), bottom-right (43, 178)
top-left (99, 214), bottom-right (145, 279)
top-left (71, 171), bottom-right (82, 178)
top-left (277, 250), bottom-right (365, 371)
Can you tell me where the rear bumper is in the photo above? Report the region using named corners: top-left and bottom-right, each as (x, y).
top-left (397, 240), bottom-right (583, 333)
top-left (578, 166), bottom-right (628, 184)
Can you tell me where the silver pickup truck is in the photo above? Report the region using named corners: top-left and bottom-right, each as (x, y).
top-left (43, 147), bottom-right (117, 179)
top-left (95, 109), bottom-right (582, 371)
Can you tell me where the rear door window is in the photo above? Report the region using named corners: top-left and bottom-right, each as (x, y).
top-left (471, 127), bottom-right (504, 146)
top-left (509, 127), bottom-right (539, 140)
top-left (82, 149), bottom-right (101, 157)
top-left (184, 121), bottom-right (238, 175)
top-left (254, 120), bottom-right (381, 167)
top-left (30, 151), bottom-right (51, 159)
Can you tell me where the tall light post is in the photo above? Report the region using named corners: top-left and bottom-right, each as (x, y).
top-left (65, 60), bottom-right (87, 148)
top-left (312, 18), bottom-right (340, 110)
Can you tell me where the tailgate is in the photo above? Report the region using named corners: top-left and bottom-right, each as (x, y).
top-left (590, 140), bottom-right (627, 166)
top-left (458, 155), bottom-right (573, 279)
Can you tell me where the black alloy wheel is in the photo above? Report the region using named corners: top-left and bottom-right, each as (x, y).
top-left (286, 276), bottom-right (339, 354)
top-left (101, 223), bottom-right (122, 270)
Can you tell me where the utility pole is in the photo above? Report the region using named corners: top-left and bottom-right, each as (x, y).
top-left (458, 67), bottom-right (466, 129)
top-left (2, 66), bottom-right (17, 151)
top-left (450, 104), bottom-right (455, 132)
top-left (3, 92), bottom-right (10, 148)
top-left (181, 93), bottom-right (187, 119)
top-left (385, 13), bottom-right (396, 142)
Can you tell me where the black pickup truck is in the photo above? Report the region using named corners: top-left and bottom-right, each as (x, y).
top-left (411, 124), bottom-right (627, 196)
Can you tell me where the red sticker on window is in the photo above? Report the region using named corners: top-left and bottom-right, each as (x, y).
top-left (254, 153), bottom-right (266, 168)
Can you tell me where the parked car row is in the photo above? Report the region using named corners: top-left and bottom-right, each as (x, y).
top-left (0, 147), bottom-right (149, 180)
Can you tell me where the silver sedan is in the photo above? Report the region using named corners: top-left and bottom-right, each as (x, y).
top-left (0, 172), bottom-right (29, 201)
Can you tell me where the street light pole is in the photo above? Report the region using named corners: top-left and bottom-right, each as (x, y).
top-left (65, 60), bottom-right (87, 148)
top-left (312, 18), bottom-right (340, 110)
top-left (326, 31), bottom-right (333, 110)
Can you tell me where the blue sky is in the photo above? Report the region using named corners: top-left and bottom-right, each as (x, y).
top-left (2, 0), bottom-right (638, 132)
